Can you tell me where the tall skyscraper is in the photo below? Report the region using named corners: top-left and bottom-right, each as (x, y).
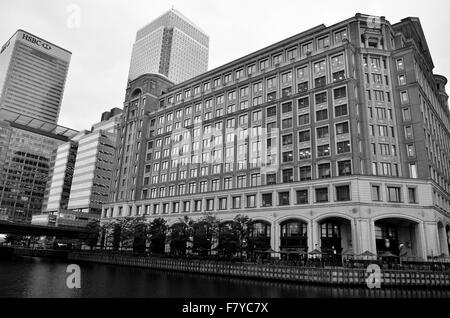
top-left (0, 111), bottom-right (78, 223)
top-left (128, 9), bottom-right (209, 84)
top-left (103, 14), bottom-right (450, 261)
top-left (0, 30), bottom-right (71, 124)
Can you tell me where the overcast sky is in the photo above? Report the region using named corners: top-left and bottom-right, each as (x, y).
top-left (0, 0), bottom-right (449, 131)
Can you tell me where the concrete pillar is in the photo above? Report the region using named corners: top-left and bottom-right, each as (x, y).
top-left (312, 220), bottom-right (320, 251)
top-left (423, 221), bottom-right (440, 258)
top-left (113, 205), bottom-right (119, 218)
top-left (350, 220), bottom-right (357, 254)
top-left (354, 219), bottom-right (373, 254)
top-left (438, 225), bottom-right (449, 255)
top-left (307, 220), bottom-right (314, 252)
top-left (131, 205), bottom-right (137, 217)
top-left (426, 221), bottom-right (440, 257)
top-left (273, 221), bottom-right (280, 253)
top-left (369, 220), bottom-right (377, 254)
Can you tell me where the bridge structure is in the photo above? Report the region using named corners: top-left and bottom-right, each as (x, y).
top-left (0, 220), bottom-right (90, 239)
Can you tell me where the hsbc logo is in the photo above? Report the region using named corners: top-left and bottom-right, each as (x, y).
top-left (22, 33), bottom-right (52, 50)
top-left (42, 43), bottom-right (52, 50)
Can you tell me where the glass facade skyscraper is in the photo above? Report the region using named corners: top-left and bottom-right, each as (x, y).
top-left (0, 30), bottom-right (71, 124)
top-left (128, 9), bottom-right (209, 84)
top-left (0, 112), bottom-right (78, 223)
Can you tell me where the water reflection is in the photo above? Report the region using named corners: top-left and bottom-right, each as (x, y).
top-left (0, 257), bottom-right (449, 298)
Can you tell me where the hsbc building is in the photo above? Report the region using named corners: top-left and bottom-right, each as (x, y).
top-left (0, 30), bottom-right (72, 124)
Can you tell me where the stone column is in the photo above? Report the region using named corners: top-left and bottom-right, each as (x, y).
top-left (272, 221), bottom-right (280, 253)
top-left (112, 206), bottom-right (119, 218)
top-left (307, 220), bottom-right (314, 252)
top-left (423, 221), bottom-right (440, 259)
top-left (312, 220), bottom-right (320, 251)
top-left (131, 205), bottom-right (137, 217)
top-left (354, 219), bottom-right (374, 254)
top-left (439, 225), bottom-right (450, 255)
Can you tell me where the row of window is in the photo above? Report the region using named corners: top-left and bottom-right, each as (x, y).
top-left (138, 161), bottom-right (352, 200)
top-left (159, 85), bottom-right (348, 127)
top-left (111, 183), bottom-right (420, 217)
top-left (163, 52), bottom-right (347, 109)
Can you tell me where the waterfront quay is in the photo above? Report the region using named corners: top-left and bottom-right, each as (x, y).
top-left (67, 250), bottom-right (450, 288)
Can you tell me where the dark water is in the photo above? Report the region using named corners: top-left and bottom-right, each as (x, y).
top-left (1, 256), bottom-right (450, 298)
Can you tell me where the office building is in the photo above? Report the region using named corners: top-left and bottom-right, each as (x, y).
top-left (0, 110), bottom-right (78, 223)
top-left (41, 108), bottom-right (122, 217)
top-left (0, 30), bottom-right (72, 124)
top-left (103, 14), bottom-right (450, 261)
top-left (128, 8), bottom-right (209, 84)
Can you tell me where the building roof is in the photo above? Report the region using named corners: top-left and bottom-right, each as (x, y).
top-left (0, 109), bottom-right (79, 140)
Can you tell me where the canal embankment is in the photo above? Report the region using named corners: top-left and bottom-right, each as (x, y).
top-left (0, 246), bottom-right (68, 259)
top-left (68, 251), bottom-right (450, 288)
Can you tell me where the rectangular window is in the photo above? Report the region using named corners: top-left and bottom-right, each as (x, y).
top-left (387, 186), bottom-right (401, 202)
top-left (298, 114), bottom-right (310, 125)
top-left (194, 200), bottom-right (202, 212)
top-left (315, 92), bottom-right (327, 104)
top-left (262, 193), bottom-right (273, 207)
top-left (315, 188), bottom-right (329, 203)
top-left (317, 126), bottom-right (329, 139)
top-left (332, 71), bottom-right (345, 82)
top-left (260, 59), bottom-right (269, 70)
top-left (316, 109), bottom-right (328, 122)
top-left (314, 60), bottom-right (326, 74)
top-left (336, 185), bottom-right (350, 201)
top-left (318, 36), bottom-right (330, 49)
top-left (302, 42), bottom-right (313, 55)
top-left (337, 141), bottom-right (351, 154)
top-left (337, 160), bottom-right (351, 176)
top-left (371, 185), bottom-right (381, 201)
top-left (298, 82), bottom-right (308, 93)
top-left (296, 190), bottom-right (308, 204)
top-left (282, 118), bottom-right (293, 129)
top-left (298, 130), bottom-right (310, 142)
top-left (282, 168), bottom-right (294, 183)
top-left (267, 106), bottom-right (277, 117)
top-left (315, 76), bottom-right (326, 88)
top-left (408, 188), bottom-right (417, 203)
top-left (282, 151), bottom-right (293, 162)
top-left (247, 195), bottom-right (256, 208)
top-left (298, 97), bottom-right (309, 110)
top-left (334, 29), bottom-right (347, 43)
top-left (300, 166), bottom-right (312, 181)
top-left (233, 196), bottom-right (241, 209)
top-left (265, 173), bottom-right (276, 185)
top-left (218, 198), bottom-right (227, 210)
top-left (317, 144), bottom-right (330, 157)
top-left (336, 122), bottom-right (349, 135)
top-left (409, 163), bottom-right (417, 179)
top-left (206, 199), bottom-right (214, 211)
top-left (318, 163), bottom-right (331, 178)
top-left (282, 134), bottom-right (293, 146)
top-left (282, 71), bottom-right (293, 83)
top-left (396, 59), bottom-right (404, 71)
top-left (401, 91), bottom-right (409, 104)
top-left (279, 192), bottom-right (290, 206)
top-left (299, 147), bottom-right (311, 160)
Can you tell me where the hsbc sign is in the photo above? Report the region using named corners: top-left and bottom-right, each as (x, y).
top-left (22, 33), bottom-right (52, 50)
